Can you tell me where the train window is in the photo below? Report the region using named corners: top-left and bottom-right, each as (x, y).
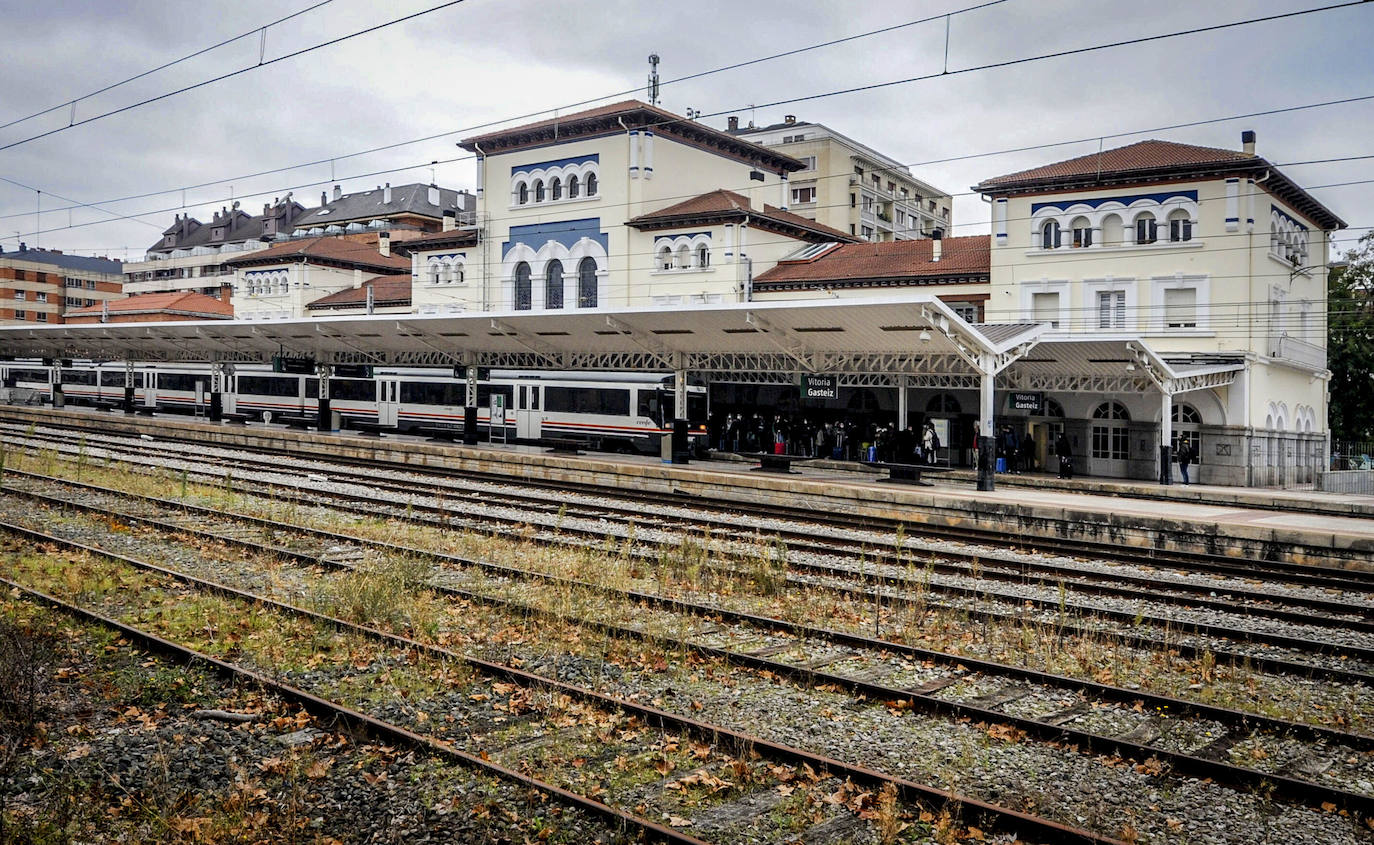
top-left (688, 394), bottom-right (707, 423)
top-left (305, 378), bottom-right (318, 399)
top-left (61, 369), bottom-right (98, 385)
top-left (400, 381), bottom-right (464, 406)
top-left (237, 375), bottom-right (301, 397)
top-left (637, 390), bottom-right (660, 420)
top-left (545, 386), bottom-right (629, 416)
top-left (476, 384), bottom-right (512, 407)
top-left (328, 378), bottom-right (374, 401)
top-left (10, 369), bottom-right (51, 383)
top-left (158, 373), bottom-right (208, 392)
top-left (531, 386), bottom-right (539, 411)
top-left (100, 370), bottom-right (128, 387)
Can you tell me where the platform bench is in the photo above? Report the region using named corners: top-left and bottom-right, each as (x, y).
top-left (542, 437), bottom-right (585, 455)
top-left (219, 412), bottom-right (252, 425)
top-left (742, 452), bottom-right (814, 474)
top-left (348, 421), bottom-right (390, 437)
top-left (276, 414), bottom-right (315, 430)
top-left (862, 461), bottom-right (953, 486)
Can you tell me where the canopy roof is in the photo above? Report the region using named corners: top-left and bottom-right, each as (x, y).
top-left (0, 296), bottom-right (1238, 395)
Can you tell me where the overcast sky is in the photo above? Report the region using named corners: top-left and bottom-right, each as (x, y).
top-left (2, 0), bottom-right (1371, 261)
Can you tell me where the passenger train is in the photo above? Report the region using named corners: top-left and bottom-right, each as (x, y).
top-left (0, 361), bottom-right (709, 456)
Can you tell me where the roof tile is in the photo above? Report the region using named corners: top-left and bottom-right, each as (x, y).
top-left (977, 140), bottom-right (1250, 189)
top-left (755, 235), bottom-right (989, 285)
top-left (222, 236), bottom-right (412, 272)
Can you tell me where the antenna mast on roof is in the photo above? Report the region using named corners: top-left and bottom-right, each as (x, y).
top-left (647, 54), bottom-right (660, 106)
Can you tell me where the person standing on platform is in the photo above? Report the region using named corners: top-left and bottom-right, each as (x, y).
top-left (1177, 438), bottom-right (1195, 485)
top-left (1020, 433), bottom-right (1036, 473)
top-left (922, 421), bottom-right (939, 465)
top-left (1055, 433), bottom-right (1073, 479)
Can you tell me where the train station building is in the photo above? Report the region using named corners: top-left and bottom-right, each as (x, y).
top-left (0, 103), bottom-right (1347, 490)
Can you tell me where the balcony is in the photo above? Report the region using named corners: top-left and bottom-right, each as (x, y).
top-left (1271, 333), bottom-right (1327, 370)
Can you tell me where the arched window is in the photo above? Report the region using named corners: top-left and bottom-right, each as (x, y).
top-left (696, 244), bottom-right (710, 268)
top-left (545, 259), bottom-right (564, 309)
top-left (1091, 401), bottom-right (1130, 461)
top-left (534, 180), bottom-right (546, 203)
top-left (516, 182), bottom-right (528, 205)
top-left (1042, 397), bottom-right (1065, 418)
top-left (1171, 403), bottom-right (1201, 424)
top-left (1100, 214), bottom-right (1123, 247)
top-left (675, 244), bottom-right (691, 269)
top-left (1167, 209), bottom-right (1192, 242)
top-left (550, 177), bottom-right (562, 201)
top-left (429, 264), bottom-right (442, 285)
top-left (585, 173), bottom-right (598, 196)
top-left (1070, 216), bottom-right (1092, 248)
top-left (449, 263), bottom-right (464, 285)
top-left (567, 174), bottom-right (580, 199)
top-left (1040, 219), bottom-right (1061, 250)
top-left (925, 393), bottom-right (961, 414)
top-left (1093, 401), bottom-right (1130, 420)
top-left (657, 246), bottom-right (673, 270)
top-left (513, 261), bottom-right (532, 310)
top-left (1135, 212), bottom-right (1158, 245)
top-left (577, 257), bottom-right (597, 308)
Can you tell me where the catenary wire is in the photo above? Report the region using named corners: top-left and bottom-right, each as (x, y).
top-left (0, 0), bottom-right (336, 134)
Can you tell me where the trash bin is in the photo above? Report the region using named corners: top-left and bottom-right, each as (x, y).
top-left (661, 432), bottom-right (674, 464)
top-left (996, 457), bottom-right (1006, 473)
top-left (672, 419), bottom-right (691, 465)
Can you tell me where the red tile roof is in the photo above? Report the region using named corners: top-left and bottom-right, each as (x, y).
top-left (627, 189), bottom-right (858, 243)
top-left (755, 235), bottom-right (989, 287)
top-left (393, 228), bottom-right (479, 253)
top-left (460, 100), bottom-right (805, 173)
top-left (65, 291), bottom-right (234, 319)
top-left (977, 140), bottom-right (1251, 190)
top-left (306, 275), bottom-right (411, 309)
top-left (222, 236), bottom-right (412, 272)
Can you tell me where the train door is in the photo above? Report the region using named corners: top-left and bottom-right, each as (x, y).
top-left (142, 371), bottom-right (156, 407)
top-left (515, 383), bottom-right (542, 440)
top-left (377, 378), bottom-right (400, 427)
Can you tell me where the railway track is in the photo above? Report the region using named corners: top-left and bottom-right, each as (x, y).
top-left (6, 432), bottom-right (1374, 681)
top-left (0, 521), bottom-right (1121, 845)
top-left (6, 474), bottom-right (1374, 827)
top-left (6, 418), bottom-right (1369, 587)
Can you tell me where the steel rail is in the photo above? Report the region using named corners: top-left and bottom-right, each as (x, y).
top-left (0, 522), bottom-right (1121, 845)
top-left (5, 417), bottom-right (1370, 586)
top-left (9, 473), bottom-right (1372, 690)
top-left (6, 491), bottom-right (1373, 820)
top-left (0, 575), bottom-right (708, 845)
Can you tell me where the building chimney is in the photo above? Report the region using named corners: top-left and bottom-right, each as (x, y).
top-left (101, 300), bottom-right (109, 323)
top-left (784, 114), bottom-right (796, 125)
top-left (383, 183), bottom-right (392, 204)
top-left (333, 184), bottom-right (342, 201)
top-left (931, 232), bottom-right (942, 263)
top-left (1242, 129), bottom-right (1256, 156)
top-left (219, 283), bottom-right (233, 301)
top-left (320, 191), bottom-right (327, 206)
top-left (353, 268), bottom-right (363, 289)
top-left (727, 116), bottom-right (739, 132)
top-left (442, 209), bottom-right (456, 232)
top-left (428, 183), bottom-right (440, 206)
top-left (19, 241), bottom-right (26, 252)
top-left (366, 284), bottom-right (375, 315)
top-left (378, 231), bottom-right (391, 257)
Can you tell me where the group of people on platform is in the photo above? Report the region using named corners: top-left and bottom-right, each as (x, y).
top-left (712, 414), bottom-right (943, 465)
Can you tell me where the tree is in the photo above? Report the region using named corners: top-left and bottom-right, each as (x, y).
top-left (1328, 231), bottom-right (1374, 442)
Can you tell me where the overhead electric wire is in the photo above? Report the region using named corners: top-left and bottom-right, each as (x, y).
top-left (0, 0), bottom-right (336, 134)
top-left (5, 0), bottom-right (1369, 217)
top-left (0, 0), bottom-right (474, 154)
top-left (0, 0), bottom-right (1016, 220)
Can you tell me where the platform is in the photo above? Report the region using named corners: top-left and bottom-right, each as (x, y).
top-left (3, 404), bottom-right (1371, 571)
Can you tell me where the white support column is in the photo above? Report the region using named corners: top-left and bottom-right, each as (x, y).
top-left (628, 130), bottom-right (640, 179)
top-left (897, 374), bottom-right (908, 429)
top-left (1160, 389), bottom-right (1173, 485)
top-left (643, 131), bottom-right (654, 179)
top-left (977, 360), bottom-right (996, 491)
top-left (779, 173), bottom-right (789, 211)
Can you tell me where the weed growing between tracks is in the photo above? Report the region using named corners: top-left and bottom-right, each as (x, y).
top-left (7, 445), bottom-right (1374, 738)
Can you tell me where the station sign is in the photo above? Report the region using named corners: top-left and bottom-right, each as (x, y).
top-left (490, 393), bottom-right (507, 425)
top-left (1009, 391), bottom-right (1044, 413)
top-left (799, 373), bottom-right (839, 407)
top-left (272, 355), bottom-right (316, 375)
top-left (333, 364), bottom-right (374, 379)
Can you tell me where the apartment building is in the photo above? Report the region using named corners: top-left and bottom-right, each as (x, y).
top-left (728, 116), bottom-right (953, 243)
top-left (0, 245), bottom-right (123, 325)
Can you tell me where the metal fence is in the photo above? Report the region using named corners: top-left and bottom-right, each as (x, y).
top-left (1322, 440), bottom-right (1374, 494)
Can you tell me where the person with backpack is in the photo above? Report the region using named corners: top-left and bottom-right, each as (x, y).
top-left (1055, 433), bottom-right (1073, 479)
top-left (1177, 439), bottom-right (1195, 485)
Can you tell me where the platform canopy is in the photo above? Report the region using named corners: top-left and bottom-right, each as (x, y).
top-left (0, 295), bottom-right (1048, 382)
